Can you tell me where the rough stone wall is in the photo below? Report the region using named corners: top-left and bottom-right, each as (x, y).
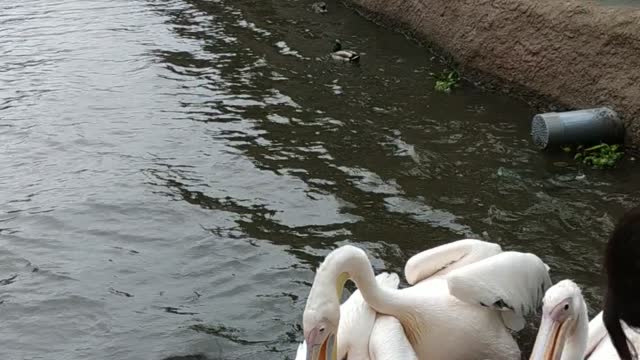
top-left (346, 0), bottom-right (640, 145)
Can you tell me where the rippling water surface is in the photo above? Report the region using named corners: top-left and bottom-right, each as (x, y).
top-left (2, 0), bottom-right (640, 359)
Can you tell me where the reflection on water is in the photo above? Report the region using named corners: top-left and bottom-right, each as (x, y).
top-left (1, 0), bottom-right (639, 358)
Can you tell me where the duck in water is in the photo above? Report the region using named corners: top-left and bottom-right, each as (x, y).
top-left (331, 40), bottom-right (360, 63)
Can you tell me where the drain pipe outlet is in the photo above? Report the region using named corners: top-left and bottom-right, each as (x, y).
top-left (531, 107), bottom-right (624, 150)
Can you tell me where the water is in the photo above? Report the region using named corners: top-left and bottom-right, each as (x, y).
top-left (1, 0), bottom-right (639, 359)
top-left (597, 0), bottom-right (640, 6)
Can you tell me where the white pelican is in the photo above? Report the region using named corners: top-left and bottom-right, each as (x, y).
top-left (369, 315), bottom-right (418, 360)
top-left (303, 239), bottom-right (552, 360)
top-left (296, 272), bottom-right (413, 359)
top-left (529, 279), bottom-right (640, 359)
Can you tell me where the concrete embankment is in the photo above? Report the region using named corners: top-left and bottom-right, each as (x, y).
top-left (346, 0), bottom-right (640, 146)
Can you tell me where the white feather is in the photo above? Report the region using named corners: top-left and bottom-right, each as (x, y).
top-left (404, 239), bottom-right (502, 285)
top-left (587, 327), bottom-right (640, 359)
top-left (338, 272), bottom-right (399, 359)
top-left (369, 315), bottom-right (418, 360)
top-left (446, 251), bottom-right (552, 331)
top-left (295, 341), bottom-right (306, 360)
top-left (368, 273), bottom-right (417, 360)
top-left (585, 310), bottom-right (640, 359)
top-left (587, 338), bottom-right (627, 359)
top-left (295, 272), bottom-right (401, 360)
top-left (585, 311), bottom-right (607, 357)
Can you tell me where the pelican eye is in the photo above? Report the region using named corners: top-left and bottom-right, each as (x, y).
top-left (319, 326), bottom-right (325, 333)
top-left (564, 304), bottom-right (569, 311)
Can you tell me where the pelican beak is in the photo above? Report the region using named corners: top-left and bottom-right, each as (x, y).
top-left (529, 313), bottom-right (570, 360)
top-left (305, 330), bottom-right (335, 360)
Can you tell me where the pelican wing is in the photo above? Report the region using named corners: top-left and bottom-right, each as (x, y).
top-left (585, 311), bottom-right (607, 358)
top-left (369, 315), bottom-right (418, 360)
top-left (446, 251), bottom-right (552, 331)
top-left (404, 239), bottom-right (502, 285)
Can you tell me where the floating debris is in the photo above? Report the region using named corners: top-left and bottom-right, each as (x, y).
top-left (108, 288), bottom-right (133, 298)
top-left (497, 167), bottom-right (521, 179)
top-left (0, 274), bottom-right (18, 286)
top-left (311, 2), bottom-right (328, 14)
top-left (164, 307), bottom-right (198, 315)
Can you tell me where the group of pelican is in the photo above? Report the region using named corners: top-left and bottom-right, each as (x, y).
top-left (295, 239), bottom-right (639, 360)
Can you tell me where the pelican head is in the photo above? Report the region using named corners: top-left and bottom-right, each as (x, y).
top-left (303, 247), bottom-right (360, 360)
top-left (303, 306), bottom-right (338, 360)
top-left (529, 280), bottom-right (589, 360)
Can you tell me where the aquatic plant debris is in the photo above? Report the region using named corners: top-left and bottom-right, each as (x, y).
top-left (572, 143), bottom-right (624, 169)
top-left (430, 70), bottom-right (459, 94)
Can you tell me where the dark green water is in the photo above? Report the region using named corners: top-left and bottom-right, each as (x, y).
top-left (597, 0), bottom-right (640, 6)
top-left (1, 0), bottom-right (639, 359)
